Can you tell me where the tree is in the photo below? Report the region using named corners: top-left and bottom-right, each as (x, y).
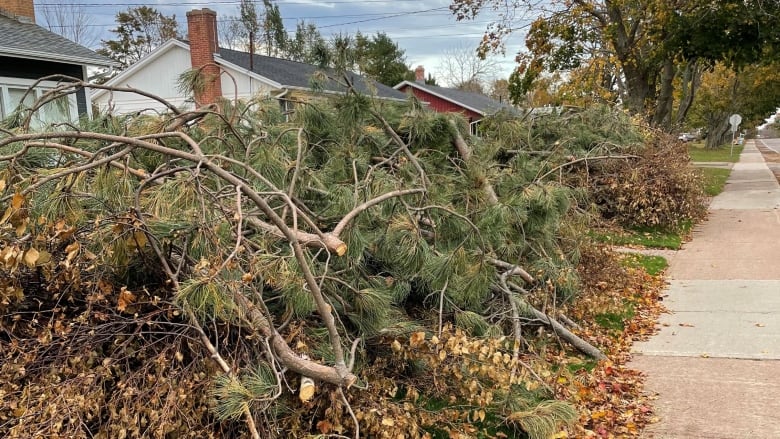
top-left (217, 17), bottom-right (246, 51)
top-left (97, 6), bottom-right (179, 69)
top-left (37, 0), bottom-right (99, 48)
top-left (353, 32), bottom-right (410, 86)
top-left (437, 44), bottom-right (500, 92)
top-left (285, 20), bottom-right (327, 64)
top-left (688, 62), bottom-right (780, 147)
top-left (261, 0), bottom-right (286, 57)
top-left (453, 0), bottom-right (780, 128)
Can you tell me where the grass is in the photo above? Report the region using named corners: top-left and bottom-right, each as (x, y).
top-left (699, 167), bottom-right (731, 196)
top-left (595, 221), bottom-right (691, 249)
top-left (621, 254), bottom-right (668, 276)
top-left (594, 302), bottom-right (635, 331)
top-left (687, 142), bottom-right (743, 162)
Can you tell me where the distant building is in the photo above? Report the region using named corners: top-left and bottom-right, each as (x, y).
top-left (394, 66), bottom-right (516, 134)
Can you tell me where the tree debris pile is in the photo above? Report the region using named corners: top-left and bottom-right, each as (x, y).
top-left (0, 82), bottom-right (694, 437)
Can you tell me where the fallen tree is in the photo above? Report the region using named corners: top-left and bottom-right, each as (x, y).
top-left (0, 78), bottom-right (692, 437)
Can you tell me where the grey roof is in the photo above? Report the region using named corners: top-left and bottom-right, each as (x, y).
top-left (217, 47), bottom-right (407, 100)
top-left (0, 14), bottom-right (115, 67)
top-left (397, 81), bottom-right (515, 116)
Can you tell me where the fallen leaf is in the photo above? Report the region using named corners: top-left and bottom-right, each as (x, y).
top-left (117, 287), bottom-right (136, 312)
top-left (755, 323), bottom-right (765, 327)
top-left (678, 323), bottom-right (695, 327)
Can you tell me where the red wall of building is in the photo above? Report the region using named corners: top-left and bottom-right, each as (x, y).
top-left (398, 85), bottom-right (482, 122)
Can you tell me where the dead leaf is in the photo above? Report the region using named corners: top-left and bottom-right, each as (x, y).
top-left (678, 323), bottom-right (695, 327)
top-left (755, 323), bottom-right (765, 327)
top-left (117, 287), bottom-right (136, 312)
top-left (23, 248), bottom-right (39, 268)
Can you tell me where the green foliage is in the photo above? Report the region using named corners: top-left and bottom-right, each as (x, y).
top-left (97, 6), bottom-right (179, 69)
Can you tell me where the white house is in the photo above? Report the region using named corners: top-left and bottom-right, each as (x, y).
top-left (92, 9), bottom-right (405, 114)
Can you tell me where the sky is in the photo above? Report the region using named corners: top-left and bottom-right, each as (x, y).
top-left (35, 0), bottom-right (532, 85)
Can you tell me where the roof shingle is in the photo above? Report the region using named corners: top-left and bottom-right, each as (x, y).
top-left (217, 47), bottom-right (406, 100)
top-left (0, 14), bottom-right (115, 67)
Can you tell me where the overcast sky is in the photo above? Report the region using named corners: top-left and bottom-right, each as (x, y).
top-left (36, 0), bottom-right (532, 84)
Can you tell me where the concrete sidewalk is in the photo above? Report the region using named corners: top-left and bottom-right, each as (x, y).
top-left (631, 139), bottom-right (780, 438)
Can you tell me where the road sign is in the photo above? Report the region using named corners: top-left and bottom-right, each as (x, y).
top-left (729, 114), bottom-right (742, 133)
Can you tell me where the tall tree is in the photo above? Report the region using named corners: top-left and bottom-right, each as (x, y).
top-left (436, 44), bottom-right (500, 92)
top-left (262, 0), bottom-right (286, 57)
top-left (285, 21), bottom-right (327, 64)
top-left (37, 0), bottom-right (99, 47)
top-left (353, 32), bottom-right (410, 86)
top-left (98, 6), bottom-right (179, 69)
top-left (452, 0), bottom-right (780, 128)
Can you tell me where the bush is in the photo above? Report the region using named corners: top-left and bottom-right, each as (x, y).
top-left (589, 135), bottom-right (707, 230)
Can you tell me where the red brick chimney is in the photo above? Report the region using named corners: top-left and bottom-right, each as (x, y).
top-left (0, 0), bottom-right (36, 23)
top-left (415, 65), bottom-right (425, 83)
top-left (187, 8), bottom-right (222, 106)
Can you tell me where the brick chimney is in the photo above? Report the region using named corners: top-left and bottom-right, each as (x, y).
top-left (0, 0), bottom-right (36, 23)
top-left (187, 8), bottom-right (222, 106)
top-left (415, 65), bottom-right (425, 83)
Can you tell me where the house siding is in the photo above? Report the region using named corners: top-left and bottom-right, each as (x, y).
top-left (398, 84), bottom-right (482, 122)
top-left (92, 45), bottom-right (194, 113)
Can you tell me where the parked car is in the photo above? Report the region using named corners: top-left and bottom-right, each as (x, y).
top-left (677, 133), bottom-right (696, 142)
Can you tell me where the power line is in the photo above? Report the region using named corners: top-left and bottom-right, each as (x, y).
top-left (37, 0), bottom-right (440, 7)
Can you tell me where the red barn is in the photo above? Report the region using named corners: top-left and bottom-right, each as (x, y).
top-left (394, 66), bottom-right (515, 134)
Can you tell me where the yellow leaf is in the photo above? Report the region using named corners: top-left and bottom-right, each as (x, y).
top-left (439, 349), bottom-right (447, 361)
top-left (23, 248), bottom-right (39, 267)
top-left (11, 192), bottom-right (24, 209)
top-left (591, 410), bottom-right (609, 420)
top-left (0, 180), bottom-right (5, 192)
top-left (381, 417), bottom-right (395, 427)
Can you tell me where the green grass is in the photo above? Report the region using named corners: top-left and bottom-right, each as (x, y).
top-left (699, 167), bottom-right (731, 196)
top-left (596, 222), bottom-right (691, 249)
top-left (688, 142), bottom-right (743, 162)
top-left (594, 302), bottom-right (635, 331)
top-left (622, 254), bottom-right (668, 275)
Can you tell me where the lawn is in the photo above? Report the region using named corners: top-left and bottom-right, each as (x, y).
top-left (688, 142), bottom-right (743, 162)
top-left (699, 167), bottom-right (731, 196)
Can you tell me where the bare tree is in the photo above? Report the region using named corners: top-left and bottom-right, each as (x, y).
top-left (436, 44), bottom-right (501, 92)
top-left (37, 0), bottom-right (100, 48)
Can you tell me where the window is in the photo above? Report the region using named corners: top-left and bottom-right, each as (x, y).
top-left (0, 77), bottom-right (78, 129)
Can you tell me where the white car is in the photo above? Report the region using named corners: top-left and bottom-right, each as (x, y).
top-left (677, 133), bottom-right (696, 142)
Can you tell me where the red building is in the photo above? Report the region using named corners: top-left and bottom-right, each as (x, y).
top-left (394, 66), bottom-right (515, 134)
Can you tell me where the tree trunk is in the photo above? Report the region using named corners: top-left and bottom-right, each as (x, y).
top-left (706, 115), bottom-right (732, 148)
top-left (652, 58), bottom-right (675, 130)
top-left (674, 59), bottom-right (702, 128)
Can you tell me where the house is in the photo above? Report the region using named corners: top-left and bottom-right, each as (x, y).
top-left (394, 66), bottom-right (515, 134)
top-left (0, 0), bottom-right (115, 124)
top-left (92, 8), bottom-right (406, 114)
